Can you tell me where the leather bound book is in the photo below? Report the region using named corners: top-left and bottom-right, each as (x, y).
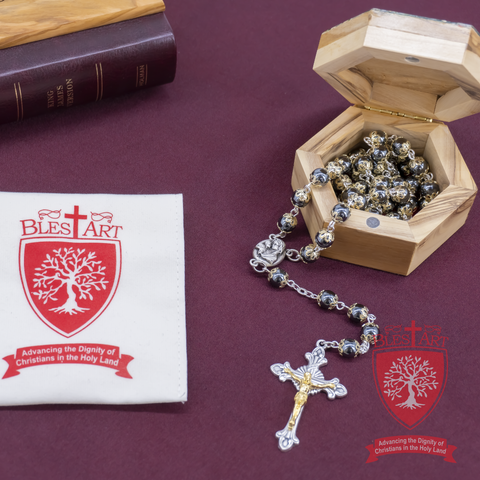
top-left (0, 12), bottom-right (176, 125)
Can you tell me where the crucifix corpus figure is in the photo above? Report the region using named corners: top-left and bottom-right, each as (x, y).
top-left (270, 344), bottom-right (347, 451)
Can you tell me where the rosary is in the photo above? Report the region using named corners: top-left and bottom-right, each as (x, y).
top-left (250, 130), bottom-right (439, 451)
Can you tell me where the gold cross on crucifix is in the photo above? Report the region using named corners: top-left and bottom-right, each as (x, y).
top-left (270, 345), bottom-right (347, 451)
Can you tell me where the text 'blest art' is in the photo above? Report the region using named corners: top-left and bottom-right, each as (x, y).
top-left (0, 193), bottom-right (187, 405)
top-left (19, 206), bottom-right (122, 337)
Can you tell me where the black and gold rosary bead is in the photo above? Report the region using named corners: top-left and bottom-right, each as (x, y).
top-left (355, 156), bottom-right (373, 174)
top-left (409, 156), bottom-right (429, 177)
top-left (268, 268), bottom-right (289, 288)
top-left (397, 161), bottom-right (411, 177)
top-left (317, 290), bottom-right (338, 310)
top-left (367, 130), bottom-right (387, 147)
top-left (336, 155), bottom-right (353, 175)
top-left (338, 339), bottom-right (360, 358)
top-left (324, 130), bottom-right (439, 222)
top-left (391, 176), bottom-right (408, 188)
top-left (381, 199), bottom-right (395, 214)
top-left (397, 203), bottom-right (414, 221)
top-left (419, 181), bottom-right (440, 202)
top-left (370, 185), bottom-right (389, 205)
top-left (291, 188), bottom-right (311, 208)
top-left (365, 203), bottom-right (383, 215)
top-left (331, 203), bottom-right (351, 223)
top-left (315, 229), bottom-right (334, 249)
top-left (370, 175), bottom-right (390, 189)
top-left (389, 185), bottom-right (411, 205)
top-left (371, 146), bottom-right (390, 162)
top-left (361, 323), bottom-right (380, 344)
top-left (340, 187), bottom-right (359, 203)
top-left (353, 180), bottom-right (369, 194)
top-left (347, 303), bottom-right (369, 324)
top-left (277, 213), bottom-right (298, 233)
top-left (299, 244), bottom-right (319, 264)
top-left (334, 174), bottom-right (353, 192)
top-left (310, 167), bottom-right (330, 187)
top-left (372, 159), bottom-right (390, 176)
top-left (404, 175), bottom-right (420, 196)
top-left (326, 161), bottom-right (343, 179)
top-left (346, 192), bottom-right (367, 210)
top-left (390, 137), bottom-right (411, 161)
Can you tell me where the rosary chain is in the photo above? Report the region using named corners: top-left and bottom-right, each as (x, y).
top-left (285, 249), bottom-right (301, 262)
top-left (335, 301), bottom-right (347, 310)
top-left (250, 248), bottom-right (379, 358)
top-left (317, 339), bottom-right (340, 349)
top-left (249, 259), bottom-right (269, 274)
top-left (285, 279), bottom-right (318, 300)
top-left (251, 153), bottom-right (382, 358)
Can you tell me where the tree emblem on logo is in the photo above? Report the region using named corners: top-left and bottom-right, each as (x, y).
top-left (32, 247), bottom-right (108, 315)
top-left (383, 355), bottom-right (438, 410)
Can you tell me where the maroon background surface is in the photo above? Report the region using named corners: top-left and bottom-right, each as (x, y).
top-left (0, 0), bottom-right (479, 478)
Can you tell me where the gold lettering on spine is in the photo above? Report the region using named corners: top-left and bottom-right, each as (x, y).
top-left (56, 85), bottom-right (64, 107)
top-left (95, 63), bottom-right (104, 101)
top-left (136, 65), bottom-right (148, 88)
top-left (13, 82), bottom-right (24, 121)
top-left (66, 78), bottom-right (74, 107)
top-left (47, 90), bottom-right (55, 108)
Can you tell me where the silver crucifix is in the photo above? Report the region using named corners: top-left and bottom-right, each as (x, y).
top-left (270, 344), bottom-right (347, 451)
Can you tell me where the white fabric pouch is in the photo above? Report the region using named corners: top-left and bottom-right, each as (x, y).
top-left (0, 192), bottom-right (187, 405)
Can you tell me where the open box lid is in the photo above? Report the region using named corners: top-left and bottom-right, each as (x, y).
top-left (314, 9), bottom-right (480, 123)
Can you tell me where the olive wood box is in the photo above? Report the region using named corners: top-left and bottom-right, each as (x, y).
top-left (292, 9), bottom-right (479, 275)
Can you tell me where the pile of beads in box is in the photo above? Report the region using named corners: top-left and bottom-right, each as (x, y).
top-left (324, 131), bottom-right (440, 220)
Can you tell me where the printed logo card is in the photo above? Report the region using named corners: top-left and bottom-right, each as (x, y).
top-left (0, 193), bottom-right (187, 405)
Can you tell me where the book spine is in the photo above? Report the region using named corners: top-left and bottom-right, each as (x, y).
top-left (0, 12), bottom-right (176, 125)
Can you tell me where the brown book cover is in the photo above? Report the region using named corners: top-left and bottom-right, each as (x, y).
top-left (0, 12), bottom-right (176, 125)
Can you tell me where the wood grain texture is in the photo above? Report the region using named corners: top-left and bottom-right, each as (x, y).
top-left (423, 125), bottom-right (476, 190)
top-left (292, 106), bottom-right (477, 275)
top-left (356, 58), bottom-right (459, 96)
top-left (314, 9), bottom-right (480, 123)
top-left (320, 9), bottom-right (472, 47)
top-left (0, 0), bottom-right (166, 49)
top-left (309, 11), bottom-right (480, 273)
top-left (300, 107), bottom-right (364, 159)
top-left (318, 11), bottom-right (370, 49)
top-left (408, 186), bottom-right (477, 274)
top-left (434, 87), bottom-right (480, 122)
top-left (410, 185), bottom-right (476, 242)
top-left (369, 83), bottom-right (437, 119)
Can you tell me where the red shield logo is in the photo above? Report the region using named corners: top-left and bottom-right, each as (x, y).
top-left (373, 347), bottom-right (447, 429)
top-left (20, 238), bottom-right (121, 337)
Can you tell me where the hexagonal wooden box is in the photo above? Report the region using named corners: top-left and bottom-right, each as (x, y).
top-left (292, 9), bottom-right (479, 275)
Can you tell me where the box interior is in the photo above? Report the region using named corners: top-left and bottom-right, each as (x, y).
top-left (314, 115), bottom-right (448, 215)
